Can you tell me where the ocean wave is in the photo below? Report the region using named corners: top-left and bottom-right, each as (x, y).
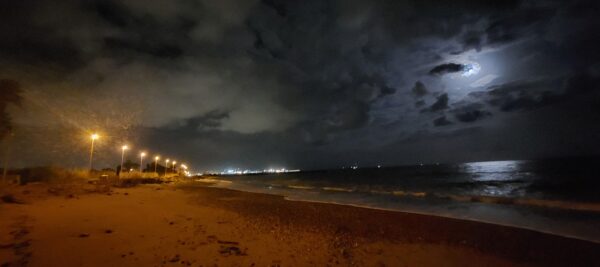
top-left (322, 187), bottom-right (355, 192)
top-left (374, 188), bottom-right (600, 212)
top-left (195, 178), bottom-right (232, 185)
top-left (287, 185), bottom-right (315, 190)
top-left (393, 191), bottom-right (427, 197)
top-left (440, 194), bottom-right (600, 212)
top-left (368, 190), bottom-right (393, 195)
top-left (203, 178), bottom-right (600, 213)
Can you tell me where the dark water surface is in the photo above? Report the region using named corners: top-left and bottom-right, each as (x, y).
top-left (199, 157), bottom-right (600, 242)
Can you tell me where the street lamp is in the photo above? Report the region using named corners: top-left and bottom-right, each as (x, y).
top-left (154, 156), bottom-right (160, 173)
top-left (172, 160), bottom-right (177, 174)
top-left (89, 133), bottom-right (99, 171)
top-left (181, 164), bottom-right (188, 176)
top-left (139, 152), bottom-right (146, 172)
top-left (178, 164), bottom-right (188, 176)
top-left (165, 159), bottom-right (170, 176)
top-left (120, 145), bottom-right (129, 177)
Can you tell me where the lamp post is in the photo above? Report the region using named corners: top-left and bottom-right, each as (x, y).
top-left (181, 164), bottom-right (187, 176)
top-left (154, 156), bottom-right (160, 173)
top-left (89, 134), bottom-right (99, 171)
top-left (120, 145), bottom-right (128, 177)
top-left (165, 159), bottom-right (170, 176)
top-left (172, 161), bottom-right (177, 175)
top-left (139, 152), bottom-right (146, 172)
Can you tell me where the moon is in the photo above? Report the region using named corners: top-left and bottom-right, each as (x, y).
top-left (461, 61), bottom-right (481, 77)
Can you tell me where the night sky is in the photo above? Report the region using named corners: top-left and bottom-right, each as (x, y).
top-left (1, 0), bottom-right (600, 171)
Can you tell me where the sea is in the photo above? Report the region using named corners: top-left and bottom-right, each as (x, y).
top-left (196, 157), bottom-right (600, 242)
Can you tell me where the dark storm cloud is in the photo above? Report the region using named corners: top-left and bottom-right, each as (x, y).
top-left (414, 100), bottom-right (425, 108)
top-left (428, 63), bottom-right (465, 76)
top-left (453, 4), bottom-right (556, 53)
top-left (497, 94), bottom-right (553, 112)
top-left (564, 73), bottom-right (600, 96)
top-left (452, 104), bottom-right (492, 123)
top-left (182, 110), bottom-right (230, 131)
top-left (470, 73), bottom-right (599, 113)
top-left (459, 31), bottom-right (483, 52)
top-left (423, 93), bottom-right (449, 112)
top-left (484, 5), bottom-right (555, 47)
top-left (104, 37), bottom-right (184, 59)
top-left (92, 1), bottom-right (131, 28)
top-left (373, 0), bottom-right (519, 45)
top-left (89, 1), bottom-right (197, 60)
top-left (380, 85), bottom-right (396, 96)
top-left (433, 116), bottom-right (452, 127)
top-left (411, 81), bottom-right (428, 97)
top-left (2, 0), bottom-right (600, 170)
top-left (0, 2), bottom-right (85, 72)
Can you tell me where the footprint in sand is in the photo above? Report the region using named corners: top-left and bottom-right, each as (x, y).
top-left (3, 216), bottom-right (33, 266)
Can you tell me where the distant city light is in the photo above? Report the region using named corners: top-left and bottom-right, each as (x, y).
top-left (212, 168), bottom-right (301, 176)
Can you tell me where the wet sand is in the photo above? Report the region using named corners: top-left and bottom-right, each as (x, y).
top-left (1, 181), bottom-right (599, 266)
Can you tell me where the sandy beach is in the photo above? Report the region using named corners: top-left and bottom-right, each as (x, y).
top-left (1, 180), bottom-right (599, 267)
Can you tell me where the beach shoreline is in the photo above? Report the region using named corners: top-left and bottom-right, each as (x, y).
top-left (1, 180), bottom-right (599, 266)
top-left (205, 176), bottom-right (600, 243)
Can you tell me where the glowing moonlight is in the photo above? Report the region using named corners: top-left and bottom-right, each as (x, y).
top-left (461, 62), bottom-right (481, 77)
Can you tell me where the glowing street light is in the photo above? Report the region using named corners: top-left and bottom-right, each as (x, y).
top-left (120, 145), bottom-right (129, 177)
top-left (154, 156), bottom-right (160, 173)
top-left (180, 164), bottom-right (187, 175)
top-left (139, 152), bottom-right (146, 172)
top-left (165, 159), bottom-right (170, 176)
top-left (180, 164), bottom-right (189, 177)
top-left (172, 160), bottom-right (177, 174)
top-left (89, 133), bottom-right (99, 171)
